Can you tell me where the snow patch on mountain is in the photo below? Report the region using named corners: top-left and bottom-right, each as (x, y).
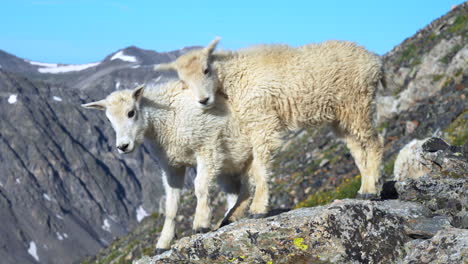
top-left (136, 206), bottom-right (149, 222)
top-left (29, 61), bottom-right (58, 68)
top-left (102, 219), bottom-right (111, 232)
top-left (53, 96), bottom-right (62, 102)
top-left (8, 94), bottom-right (17, 104)
top-left (28, 241), bottom-right (39, 262)
top-left (43, 194), bottom-right (52, 201)
top-left (111, 50), bottom-right (137, 62)
top-left (37, 62), bottom-right (100, 73)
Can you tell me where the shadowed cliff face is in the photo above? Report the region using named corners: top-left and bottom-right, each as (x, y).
top-left (0, 46), bottom-right (199, 264)
top-left (0, 69), bottom-right (164, 264)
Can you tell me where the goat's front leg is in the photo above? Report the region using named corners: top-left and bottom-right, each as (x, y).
top-left (193, 156), bottom-right (217, 233)
top-left (155, 166), bottom-right (185, 252)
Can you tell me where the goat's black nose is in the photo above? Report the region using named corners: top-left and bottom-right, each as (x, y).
top-left (199, 97), bottom-right (210, 105)
top-left (117, 144), bottom-right (129, 151)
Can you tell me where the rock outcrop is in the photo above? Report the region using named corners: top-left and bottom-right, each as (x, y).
top-left (394, 137), bottom-right (468, 181)
top-left (377, 3), bottom-right (467, 121)
top-left (135, 172), bottom-right (466, 264)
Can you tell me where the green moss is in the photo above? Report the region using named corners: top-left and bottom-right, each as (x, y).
top-left (383, 156), bottom-right (397, 177)
top-left (100, 250), bottom-right (121, 264)
top-left (439, 44), bottom-right (462, 64)
top-left (441, 76), bottom-right (455, 88)
top-left (410, 57), bottom-right (422, 67)
top-left (448, 14), bottom-right (468, 34)
top-left (377, 121), bottom-right (389, 133)
top-left (150, 212), bottom-right (160, 219)
top-left (432, 74), bottom-right (444, 82)
top-left (397, 44), bottom-right (420, 66)
top-left (142, 247), bottom-right (153, 256)
top-left (295, 175), bottom-right (361, 208)
top-left (444, 110), bottom-right (468, 146)
top-left (115, 256), bottom-right (131, 264)
top-left (393, 86), bottom-right (404, 96)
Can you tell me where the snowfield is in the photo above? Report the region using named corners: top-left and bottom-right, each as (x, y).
top-left (102, 219), bottom-right (111, 232)
top-left (8, 94), bottom-right (17, 104)
top-left (29, 61), bottom-right (58, 68)
top-left (111, 50), bottom-right (137, 62)
top-left (28, 60), bottom-right (100, 73)
top-left (28, 241), bottom-right (39, 262)
top-left (38, 62), bottom-right (100, 73)
top-left (136, 206), bottom-right (149, 222)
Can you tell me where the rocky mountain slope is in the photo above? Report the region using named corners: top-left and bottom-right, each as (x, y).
top-left (84, 3), bottom-right (467, 264)
top-left (0, 46), bottom-right (198, 264)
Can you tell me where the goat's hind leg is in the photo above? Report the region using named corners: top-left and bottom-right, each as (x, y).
top-left (219, 173), bottom-right (251, 227)
top-left (333, 122), bottom-right (382, 199)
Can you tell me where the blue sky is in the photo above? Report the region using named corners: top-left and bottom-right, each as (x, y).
top-left (1, 0), bottom-right (464, 64)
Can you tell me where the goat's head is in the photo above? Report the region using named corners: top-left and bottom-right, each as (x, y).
top-left (155, 37), bottom-right (221, 110)
top-left (82, 85), bottom-right (146, 154)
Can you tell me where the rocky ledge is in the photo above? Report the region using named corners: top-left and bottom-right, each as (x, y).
top-left (136, 138), bottom-right (467, 264)
top-left (135, 180), bottom-right (466, 264)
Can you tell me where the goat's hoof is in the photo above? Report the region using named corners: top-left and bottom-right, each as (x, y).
top-left (219, 218), bottom-right (232, 228)
top-left (356, 193), bottom-right (379, 200)
top-left (193, 227), bottom-right (210, 234)
top-left (249, 213), bottom-right (267, 219)
top-left (154, 248), bottom-right (169, 255)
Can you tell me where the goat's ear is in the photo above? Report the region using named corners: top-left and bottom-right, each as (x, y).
top-left (132, 85), bottom-right (145, 101)
top-left (203, 36), bottom-right (221, 56)
top-left (154, 63), bottom-right (176, 72)
top-left (82, 99), bottom-right (107, 110)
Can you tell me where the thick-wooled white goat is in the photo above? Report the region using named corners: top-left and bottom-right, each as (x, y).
top-left (82, 81), bottom-right (253, 252)
top-left (156, 38), bottom-right (384, 217)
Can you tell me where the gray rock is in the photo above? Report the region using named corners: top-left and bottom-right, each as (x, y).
top-left (394, 137), bottom-right (468, 181)
top-left (135, 200), bottom-right (452, 264)
top-left (399, 228), bottom-right (468, 264)
top-left (396, 175), bottom-right (467, 228)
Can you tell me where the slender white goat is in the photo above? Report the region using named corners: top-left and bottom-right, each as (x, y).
top-left (156, 38), bottom-right (384, 217)
top-left (82, 81), bottom-right (253, 252)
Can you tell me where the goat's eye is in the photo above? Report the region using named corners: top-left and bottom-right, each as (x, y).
top-left (203, 68), bottom-right (210, 75)
top-left (127, 110), bottom-right (135, 118)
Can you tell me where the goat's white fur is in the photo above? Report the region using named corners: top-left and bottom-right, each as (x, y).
top-left (82, 81), bottom-right (253, 250)
top-left (156, 38), bottom-right (384, 214)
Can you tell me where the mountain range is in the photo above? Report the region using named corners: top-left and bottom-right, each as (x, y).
top-left (0, 44), bottom-right (199, 264)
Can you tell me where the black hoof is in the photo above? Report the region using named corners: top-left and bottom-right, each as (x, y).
top-left (380, 181), bottom-right (398, 200)
top-left (249, 213), bottom-right (267, 219)
top-left (154, 248), bottom-right (169, 255)
top-left (193, 227), bottom-right (210, 234)
top-left (219, 218), bottom-right (232, 228)
top-left (356, 193), bottom-right (379, 200)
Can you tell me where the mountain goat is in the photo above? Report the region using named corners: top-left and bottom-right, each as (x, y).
top-left (155, 38), bottom-right (384, 216)
top-left (82, 81), bottom-right (253, 252)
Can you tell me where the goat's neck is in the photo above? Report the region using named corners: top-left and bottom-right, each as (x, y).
top-left (141, 99), bottom-right (174, 146)
top-left (213, 53), bottom-right (247, 97)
